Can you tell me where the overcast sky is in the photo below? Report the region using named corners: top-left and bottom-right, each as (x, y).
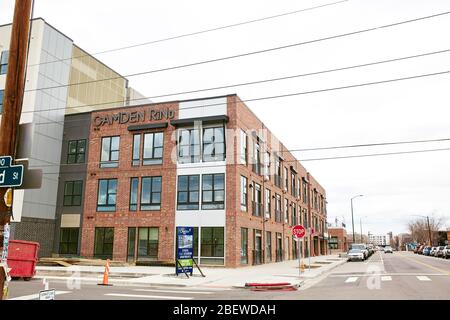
top-left (1, 0), bottom-right (449, 236)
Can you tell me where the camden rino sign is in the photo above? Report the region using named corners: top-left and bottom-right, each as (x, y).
top-left (94, 108), bottom-right (175, 127)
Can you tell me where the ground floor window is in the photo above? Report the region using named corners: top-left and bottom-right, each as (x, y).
top-left (292, 238), bottom-right (298, 259)
top-left (276, 233), bottom-right (283, 262)
top-left (265, 231), bottom-right (272, 262)
top-left (94, 227), bottom-right (114, 259)
top-left (253, 229), bottom-right (262, 265)
top-left (240, 228), bottom-right (248, 264)
top-left (138, 227), bottom-right (159, 260)
top-left (127, 228), bottom-right (136, 262)
top-left (200, 227), bottom-right (224, 265)
top-left (59, 228), bottom-right (79, 255)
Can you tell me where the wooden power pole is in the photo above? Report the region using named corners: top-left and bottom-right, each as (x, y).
top-left (0, 0), bottom-right (33, 300)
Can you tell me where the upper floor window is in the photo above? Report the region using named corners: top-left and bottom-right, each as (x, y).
top-left (203, 126), bottom-right (225, 162)
top-left (284, 199), bottom-right (289, 224)
top-left (302, 179), bottom-right (308, 204)
top-left (239, 130), bottom-right (247, 165)
top-left (275, 193), bottom-right (282, 222)
top-left (284, 167), bottom-right (289, 191)
top-left (129, 178), bottom-right (139, 211)
top-left (275, 157), bottom-right (282, 187)
top-left (0, 90), bottom-right (4, 114)
top-left (63, 181), bottom-right (82, 206)
top-left (265, 188), bottom-right (271, 218)
top-left (252, 140), bottom-right (261, 175)
top-left (291, 173), bottom-right (296, 197)
top-left (178, 128), bottom-right (200, 164)
top-left (141, 176), bottom-right (162, 210)
top-left (202, 173), bottom-right (224, 210)
top-left (133, 132), bottom-right (164, 166)
top-left (240, 176), bottom-right (248, 212)
top-left (264, 152), bottom-right (271, 180)
top-left (0, 51), bottom-right (8, 75)
top-left (97, 179), bottom-right (117, 212)
top-left (100, 136), bottom-right (120, 168)
top-left (297, 178), bottom-right (301, 200)
top-left (67, 139), bottom-right (86, 164)
top-left (177, 175), bottom-right (200, 210)
top-left (252, 182), bottom-right (262, 217)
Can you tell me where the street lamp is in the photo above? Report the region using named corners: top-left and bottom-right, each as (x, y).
top-left (351, 195), bottom-right (364, 243)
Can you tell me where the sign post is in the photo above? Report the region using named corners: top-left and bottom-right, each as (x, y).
top-left (292, 225), bottom-right (306, 277)
top-left (176, 227), bottom-right (194, 277)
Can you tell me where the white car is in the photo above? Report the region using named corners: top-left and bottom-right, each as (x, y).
top-left (430, 247), bottom-right (438, 256)
top-left (384, 246), bottom-right (393, 253)
top-left (347, 249), bottom-right (365, 261)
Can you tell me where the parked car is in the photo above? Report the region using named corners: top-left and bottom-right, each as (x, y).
top-left (418, 245), bottom-right (425, 254)
top-left (430, 247), bottom-right (438, 256)
top-left (351, 244), bottom-right (369, 260)
top-left (435, 246), bottom-right (445, 258)
top-left (443, 246), bottom-right (450, 259)
top-left (384, 246), bottom-right (393, 253)
top-left (347, 249), bottom-right (365, 262)
top-left (423, 246), bottom-right (432, 256)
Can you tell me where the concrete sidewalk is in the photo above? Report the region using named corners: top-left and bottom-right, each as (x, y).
top-left (35, 254), bottom-right (347, 289)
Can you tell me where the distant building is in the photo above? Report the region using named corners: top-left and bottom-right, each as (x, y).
top-left (328, 227), bottom-right (347, 253)
top-left (369, 234), bottom-right (387, 245)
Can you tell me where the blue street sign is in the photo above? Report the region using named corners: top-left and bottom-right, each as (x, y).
top-left (0, 156), bottom-right (24, 188)
top-left (176, 227), bottom-right (194, 275)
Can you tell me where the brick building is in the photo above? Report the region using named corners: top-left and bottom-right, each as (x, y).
top-left (56, 94), bottom-right (328, 267)
top-left (328, 227), bottom-right (347, 253)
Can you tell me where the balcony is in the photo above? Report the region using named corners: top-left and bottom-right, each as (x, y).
top-left (252, 202), bottom-right (262, 217)
top-left (274, 175), bottom-right (282, 188)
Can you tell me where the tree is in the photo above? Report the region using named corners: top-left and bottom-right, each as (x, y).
top-left (407, 216), bottom-right (445, 245)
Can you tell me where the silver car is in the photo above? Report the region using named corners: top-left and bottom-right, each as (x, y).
top-left (348, 249), bottom-right (365, 262)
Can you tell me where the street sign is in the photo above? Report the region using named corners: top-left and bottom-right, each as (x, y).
top-left (176, 227), bottom-right (194, 276)
top-left (0, 156), bottom-right (24, 188)
top-left (292, 225), bottom-right (306, 239)
top-left (39, 289), bottom-right (56, 300)
top-left (3, 189), bottom-right (12, 208)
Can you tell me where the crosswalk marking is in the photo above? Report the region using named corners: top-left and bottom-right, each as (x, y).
top-left (381, 276), bottom-right (392, 281)
top-left (345, 277), bottom-right (358, 283)
top-left (9, 291), bottom-right (71, 300)
top-left (105, 293), bottom-right (193, 300)
top-left (416, 276), bottom-right (431, 281)
top-left (133, 289), bottom-right (213, 295)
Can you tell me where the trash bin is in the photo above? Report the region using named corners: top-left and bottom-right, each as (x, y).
top-left (7, 240), bottom-right (40, 281)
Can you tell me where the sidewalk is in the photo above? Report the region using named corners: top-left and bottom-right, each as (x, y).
top-left (35, 254), bottom-right (347, 289)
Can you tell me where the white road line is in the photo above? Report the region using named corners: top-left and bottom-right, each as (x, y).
top-left (133, 289), bottom-right (212, 295)
top-left (381, 276), bottom-right (392, 281)
top-left (105, 293), bottom-right (193, 300)
top-left (9, 291), bottom-right (71, 300)
top-left (345, 277), bottom-right (358, 283)
top-left (416, 276), bottom-right (432, 281)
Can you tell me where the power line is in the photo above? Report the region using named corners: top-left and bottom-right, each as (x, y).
top-left (26, 69), bottom-right (450, 124)
top-left (24, 10), bottom-right (450, 93)
top-left (28, 146), bottom-right (450, 172)
top-left (27, 1), bottom-right (349, 68)
top-left (23, 47), bottom-right (450, 117)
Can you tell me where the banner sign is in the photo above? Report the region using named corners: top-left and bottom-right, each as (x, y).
top-left (1, 224), bottom-right (10, 263)
top-left (176, 227), bottom-right (194, 275)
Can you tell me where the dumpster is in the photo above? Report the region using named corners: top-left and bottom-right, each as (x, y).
top-left (7, 240), bottom-right (40, 280)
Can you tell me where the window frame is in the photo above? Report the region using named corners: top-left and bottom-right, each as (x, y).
top-left (96, 179), bottom-right (117, 212)
top-left (178, 128), bottom-right (201, 164)
top-left (143, 132), bottom-right (164, 165)
top-left (100, 136), bottom-right (120, 168)
top-left (239, 129), bottom-right (247, 165)
top-left (177, 175), bottom-right (200, 210)
top-left (240, 175), bottom-right (248, 212)
top-left (0, 50), bottom-right (8, 75)
top-left (129, 177), bottom-right (139, 211)
top-left (202, 126), bottom-right (225, 162)
top-left (140, 176), bottom-right (162, 211)
top-left (59, 228), bottom-right (79, 255)
top-left (94, 227), bottom-right (114, 259)
top-left (67, 139), bottom-right (86, 164)
top-left (201, 173), bottom-right (225, 210)
top-left (63, 180), bottom-right (83, 206)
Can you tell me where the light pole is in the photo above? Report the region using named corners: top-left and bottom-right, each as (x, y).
top-left (351, 195), bottom-right (363, 243)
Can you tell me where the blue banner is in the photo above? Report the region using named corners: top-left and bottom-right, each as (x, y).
top-left (176, 227), bottom-right (194, 275)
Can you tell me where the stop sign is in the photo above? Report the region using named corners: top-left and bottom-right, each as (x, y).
top-left (292, 225), bottom-right (306, 239)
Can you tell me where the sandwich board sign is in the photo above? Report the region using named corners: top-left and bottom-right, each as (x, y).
top-left (176, 227), bottom-right (194, 276)
top-left (39, 289), bottom-right (56, 300)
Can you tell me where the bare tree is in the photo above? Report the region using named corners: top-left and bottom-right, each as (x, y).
top-left (407, 216), bottom-right (445, 245)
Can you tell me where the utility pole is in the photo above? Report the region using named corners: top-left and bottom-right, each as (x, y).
top-left (0, 0), bottom-right (33, 300)
top-left (426, 216), bottom-right (432, 247)
top-left (350, 195), bottom-right (363, 243)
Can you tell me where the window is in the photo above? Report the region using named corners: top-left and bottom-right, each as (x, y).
top-left (314, 190), bottom-right (318, 210)
top-left (284, 167), bottom-right (289, 191)
top-left (252, 182), bottom-right (262, 217)
top-left (201, 227), bottom-right (224, 265)
top-left (203, 126), bottom-right (225, 162)
top-left (143, 132), bottom-right (164, 165)
top-left (178, 128), bottom-right (200, 163)
top-left (202, 174), bottom-right (224, 210)
top-left (252, 141), bottom-right (261, 175)
top-left (97, 179), bottom-right (117, 212)
top-left (329, 237), bottom-right (338, 250)
top-left (63, 181), bottom-right (82, 206)
top-left (59, 228), bottom-right (79, 255)
top-left (0, 90), bottom-right (4, 114)
top-left (275, 194), bottom-right (282, 222)
top-left (264, 152), bottom-right (271, 180)
top-left (67, 139), bottom-right (86, 164)
top-left (292, 204), bottom-right (297, 226)
top-left (127, 228), bottom-right (136, 262)
top-left (177, 175), bottom-right (199, 210)
top-left (304, 211), bottom-right (309, 228)
top-left (129, 178), bottom-right (139, 211)
top-left (0, 51), bottom-right (8, 75)
top-left (239, 130), bottom-right (247, 165)
top-left (265, 231), bottom-right (272, 262)
top-left (264, 188), bottom-right (271, 218)
top-left (240, 176), bottom-right (248, 212)
top-left (138, 227), bottom-right (159, 260)
top-left (284, 199), bottom-right (289, 224)
top-left (297, 178), bottom-right (301, 200)
top-left (94, 227), bottom-right (114, 259)
top-left (132, 134), bottom-right (141, 166)
top-left (240, 228), bottom-right (248, 264)
top-left (291, 173), bottom-right (296, 197)
top-left (100, 136), bottom-right (120, 168)
top-left (303, 179), bottom-right (308, 204)
top-left (141, 177), bottom-right (162, 210)
top-left (275, 157), bottom-right (282, 187)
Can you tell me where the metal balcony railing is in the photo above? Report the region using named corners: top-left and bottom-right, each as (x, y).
top-left (252, 163), bottom-right (262, 175)
top-left (274, 175), bottom-right (282, 188)
top-left (252, 202), bottom-right (262, 217)
top-left (275, 210), bottom-right (283, 223)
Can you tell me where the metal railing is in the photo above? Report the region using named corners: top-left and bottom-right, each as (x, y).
top-left (275, 210), bottom-right (283, 222)
top-left (252, 202), bottom-right (262, 217)
top-left (252, 163), bottom-right (262, 175)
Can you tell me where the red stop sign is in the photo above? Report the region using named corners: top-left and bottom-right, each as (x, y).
top-left (292, 225), bottom-right (306, 239)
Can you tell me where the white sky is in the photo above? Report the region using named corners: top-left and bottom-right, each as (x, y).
top-left (1, 0), bottom-right (449, 235)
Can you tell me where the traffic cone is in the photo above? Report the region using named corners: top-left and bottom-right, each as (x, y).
top-left (98, 259), bottom-right (112, 286)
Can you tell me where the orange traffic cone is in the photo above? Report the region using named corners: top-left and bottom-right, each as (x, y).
top-left (98, 259), bottom-right (112, 286)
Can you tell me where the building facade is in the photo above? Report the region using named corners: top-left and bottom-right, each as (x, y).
top-left (0, 18), bottom-right (145, 256)
top-left (328, 227), bottom-right (347, 253)
top-left (55, 94), bottom-right (328, 267)
top-left (369, 234), bottom-right (387, 246)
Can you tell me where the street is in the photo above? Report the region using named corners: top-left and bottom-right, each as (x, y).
top-left (6, 251), bottom-right (450, 300)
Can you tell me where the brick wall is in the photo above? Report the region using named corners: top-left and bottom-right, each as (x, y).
top-left (11, 217), bottom-right (56, 257)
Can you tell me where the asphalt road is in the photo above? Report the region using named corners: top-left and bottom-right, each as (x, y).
top-left (6, 251), bottom-right (450, 300)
